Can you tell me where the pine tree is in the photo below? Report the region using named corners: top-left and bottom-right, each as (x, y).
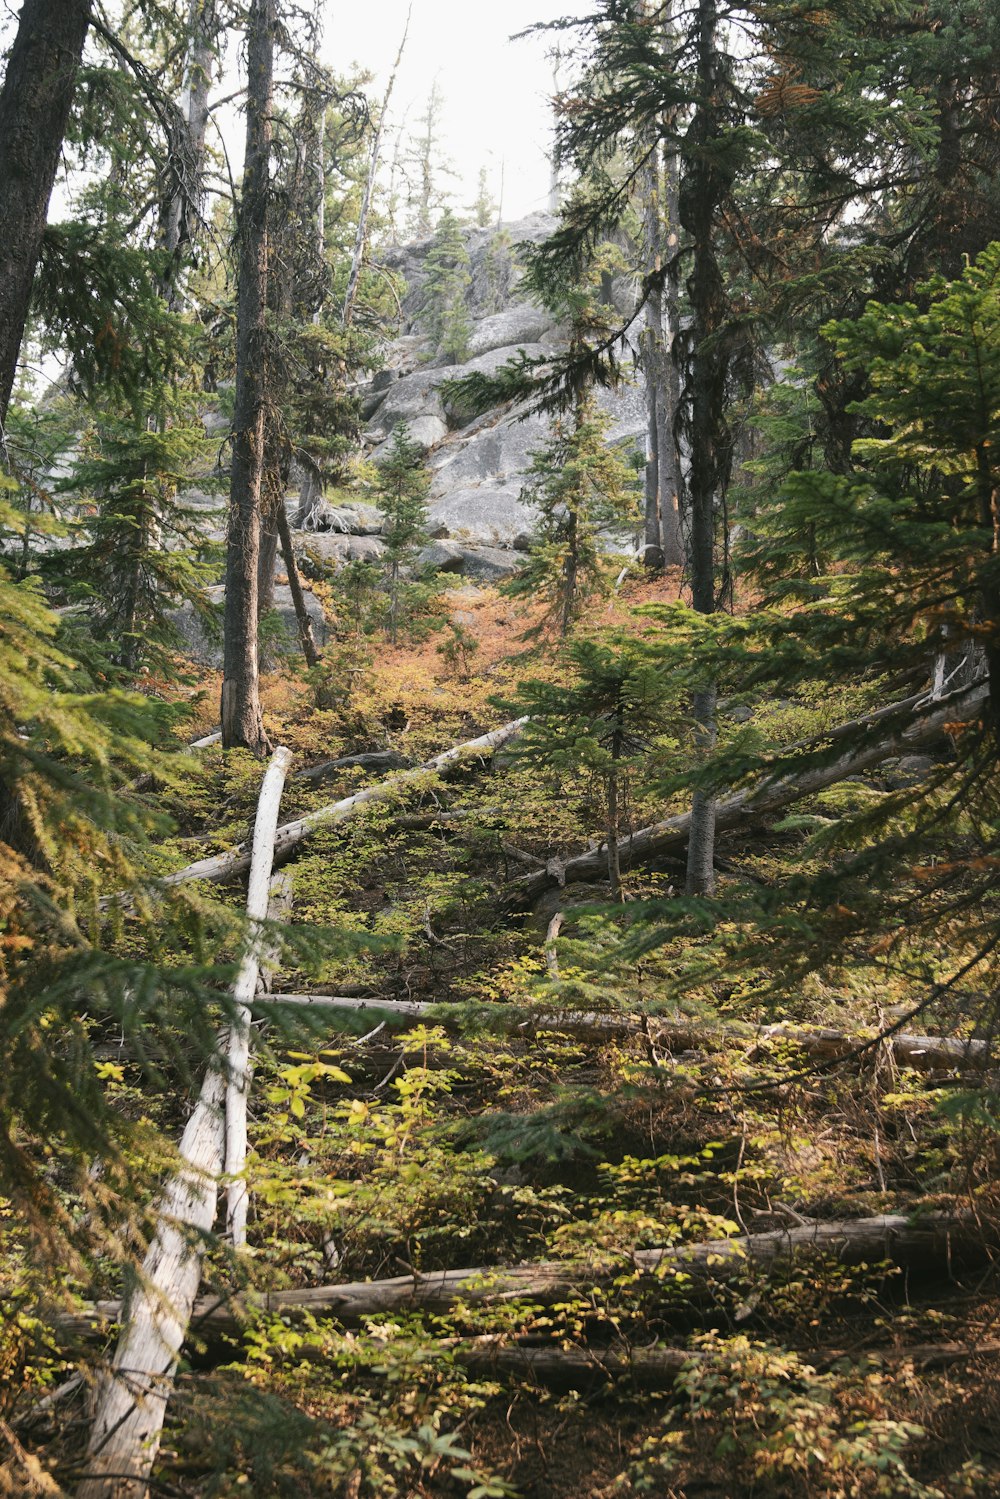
top-left (504, 633), bottom-right (675, 900)
top-left (55, 413), bottom-right (220, 677)
top-left (378, 422), bottom-right (430, 645)
top-left (469, 166), bottom-right (497, 229)
top-left (512, 392), bottom-right (638, 638)
top-left (420, 208), bottom-right (471, 363)
top-left (406, 80), bottom-right (454, 238)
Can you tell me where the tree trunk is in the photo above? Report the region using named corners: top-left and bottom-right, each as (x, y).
top-left (224, 750), bottom-right (293, 1247)
top-left (275, 500), bottom-right (320, 668)
top-left (0, 0), bottom-right (89, 427)
top-left (160, 0), bottom-right (216, 303)
top-left (682, 0), bottom-right (723, 895)
top-left (221, 0), bottom-right (273, 756)
top-left (62, 1216), bottom-right (980, 1345)
top-left (77, 749), bottom-right (291, 1499)
top-left (453, 1337), bottom-right (1000, 1391)
top-left (686, 685), bottom-right (718, 896)
top-left (342, 6), bottom-right (411, 328)
top-left (249, 992), bottom-right (996, 1077)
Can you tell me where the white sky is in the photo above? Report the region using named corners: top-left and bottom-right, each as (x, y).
top-left (323, 0), bottom-right (585, 223)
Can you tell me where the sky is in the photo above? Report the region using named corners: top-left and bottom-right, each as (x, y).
top-left (322, 0), bottom-right (586, 224)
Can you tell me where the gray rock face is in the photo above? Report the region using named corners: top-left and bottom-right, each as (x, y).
top-left (426, 486), bottom-right (538, 548)
top-left (171, 582), bottom-right (326, 667)
top-left (371, 412), bottom-right (448, 461)
top-left (416, 540), bottom-right (522, 582)
top-left (466, 303), bottom-right (558, 359)
top-left (303, 499), bottom-right (384, 535)
top-left (363, 215), bottom-right (649, 558)
top-left (297, 532), bottom-right (387, 574)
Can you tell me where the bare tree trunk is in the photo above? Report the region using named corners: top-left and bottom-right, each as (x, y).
top-left (0, 0), bottom-right (89, 428)
top-left (275, 500), bottom-right (321, 668)
top-left (221, 0), bottom-right (273, 755)
top-left (160, 0), bottom-right (216, 303)
top-left (244, 992), bottom-right (998, 1077)
top-left (77, 747), bottom-right (292, 1499)
top-left (342, 5), bottom-right (411, 329)
top-left (224, 750), bottom-right (293, 1246)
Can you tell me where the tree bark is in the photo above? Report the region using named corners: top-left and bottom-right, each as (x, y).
top-left (159, 0), bottom-right (216, 303)
top-left (0, 0), bottom-right (89, 428)
top-left (61, 1215), bottom-right (980, 1345)
top-left (452, 1336), bottom-right (1000, 1390)
top-left (77, 749), bottom-right (291, 1499)
top-left (221, 0), bottom-right (273, 755)
top-left (224, 750), bottom-right (292, 1247)
top-left (275, 499), bottom-right (321, 668)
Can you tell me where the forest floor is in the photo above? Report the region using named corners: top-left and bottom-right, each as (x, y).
top-left (7, 571), bottom-right (1000, 1499)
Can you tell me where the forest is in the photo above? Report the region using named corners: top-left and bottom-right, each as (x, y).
top-left (2, 0), bottom-right (1000, 1494)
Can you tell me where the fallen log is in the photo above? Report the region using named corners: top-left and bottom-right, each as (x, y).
top-left (155, 717), bottom-right (526, 891)
top-left (253, 993), bottom-right (990, 1075)
top-left (295, 749), bottom-right (412, 785)
top-left (224, 751), bottom-right (293, 1247)
top-left (59, 1215), bottom-right (982, 1343)
top-left (451, 1336), bottom-right (1000, 1389)
top-left (78, 747), bottom-right (292, 1499)
top-left (512, 680), bottom-right (989, 901)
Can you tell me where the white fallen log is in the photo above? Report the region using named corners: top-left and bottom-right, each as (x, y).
top-left (59, 1214), bottom-right (978, 1344)
top-left (224, 750), bottom-right (293, 1248)
top-left (155, 718), bottom-right (526, 892)
top-left (78, 746), bottom-right (292, 1499)
top-left (252, 993), bottom-right (990, 1075)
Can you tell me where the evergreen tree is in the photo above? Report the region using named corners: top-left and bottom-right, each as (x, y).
top-left (504, 633), bottom-right (675, 900)
top-left (405, 80), bottom-right (454, 238)
top-left (469, 165), bottom-right (497, 229)
top-left (420, 208), bottom-right (471, 363)
top-left (55, 413), bottom-right (220, 677)
top-left (378, 422), bottom-right (430, 645)
top-left (512, 392), bottom-right (638, 638)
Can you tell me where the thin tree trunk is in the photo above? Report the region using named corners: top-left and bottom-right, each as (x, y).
top-left (275, 500), bottom-right (320, 668)
top-left (160, 0), bottom-right (216, 303)
top-left (683, 0), bottom-right (722, 895)
top-left (453, 1337), bottom-right (1000, 1391)
top-left (221, 0), bottom-right (273, 755)
top-left (77, 747), bottom-right (291, 1499)
top-left (342, 5), bottom-right (411, 329)
top-left (686, 685), bottom-right (718, 895)
top-left (244, 992), bottom-right (998, 1076)
top-left (0, 0), bottom-right (89, 428)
